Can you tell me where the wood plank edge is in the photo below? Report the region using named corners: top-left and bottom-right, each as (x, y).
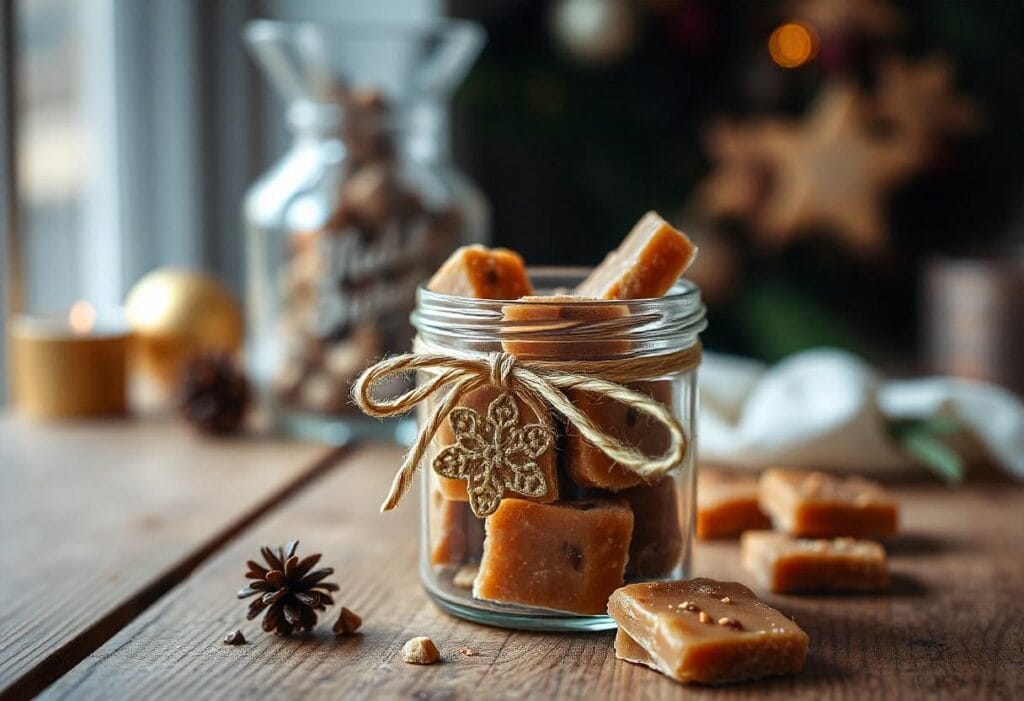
top-left (2, 443), bottom-right (353, 701)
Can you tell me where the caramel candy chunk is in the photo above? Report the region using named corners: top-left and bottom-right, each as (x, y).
top-left (697, 470), bottom-right (771, 539)
top-left (500, 295), bottom-right (631, 359)
top-left (565, 380), bottom-right (675, 491)
top-left (426, 245), bottom-right (543, 500)
top-left (742, 531), bottom-right (889, 593)
top-left (575, 211), bottom-right (697, 299)
top-left (431, 386), bottom-right (559, 504)
top-left (427, 244), bottom-right (533, 299)
top-left (402, 636), bottom-right (441, 665)
top-left (621, 477), bottom-right (683, 578)
top-left (474, 498), bottom-right (634, 615)
top-left (759, 469), bottom-right (898, 538)
top-left (429, 486), bottom-right (485, 566)
top-left (607, 579), bottom-right (809, 684)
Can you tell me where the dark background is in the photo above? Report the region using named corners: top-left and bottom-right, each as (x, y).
top-left (448, 0), bottom-right (1024, 366)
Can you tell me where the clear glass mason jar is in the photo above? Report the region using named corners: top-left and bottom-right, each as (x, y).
top-left (414, 269), bottom-right (707, 631)
top-left (243, 19), bottom-right (488, 444)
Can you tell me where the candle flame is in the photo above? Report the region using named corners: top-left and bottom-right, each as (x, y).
top-left (69, 301), bottom-right (97, 335)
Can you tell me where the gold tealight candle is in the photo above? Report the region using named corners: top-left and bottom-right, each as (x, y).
top-left (8, 302), bottom-right (132, 419)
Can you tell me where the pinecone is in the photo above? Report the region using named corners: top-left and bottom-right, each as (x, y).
top-left (238, 541), bottom-right (338, 635)
top-left (179, 353), bottom-right (250, 435)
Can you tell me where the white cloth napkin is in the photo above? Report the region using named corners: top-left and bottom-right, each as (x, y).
top-left (698, 348), bottom-right (1024, 479)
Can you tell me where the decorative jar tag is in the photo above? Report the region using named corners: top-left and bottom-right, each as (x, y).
top-left (433, 393), bottom-right (554, 517)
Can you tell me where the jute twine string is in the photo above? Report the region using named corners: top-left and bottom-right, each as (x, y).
top-left (351, 343), bottom-right (702, 513)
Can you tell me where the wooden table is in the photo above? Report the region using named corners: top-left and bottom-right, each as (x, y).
top-left (2, 417), bottom-right (1022, 700)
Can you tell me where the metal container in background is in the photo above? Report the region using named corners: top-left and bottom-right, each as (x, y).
top-left (925, 253), bottom-right (1024, 396)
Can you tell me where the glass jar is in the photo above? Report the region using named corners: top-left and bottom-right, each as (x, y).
top-left (414, 269), bottom-right (706, 631)
top-left (243, 19), bottom-right (488, 444)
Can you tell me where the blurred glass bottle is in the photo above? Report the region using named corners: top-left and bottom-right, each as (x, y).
top-left (243, 19), bottom-right (488, 443)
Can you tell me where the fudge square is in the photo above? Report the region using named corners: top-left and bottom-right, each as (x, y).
top-left (696, 470), bottom-right (771, 539)
top-left (759, 468), bottom-right (898, 538)
top-left (429, 486), bottom-right (485, 566)
top-left (742, 531), bottom-right (889, 593)
top-left (564, 380), bottom-right (675, 492)
top-left (474, 497), bottom-right (633, 615)
top-left (575, 211), bottom-right (697, 300)
top-left (608, 579), bottom-right (808, 685)
top-left (427, 244), bottom-right (533, 299)
top-left (500, 295), bottom-right (632, 359)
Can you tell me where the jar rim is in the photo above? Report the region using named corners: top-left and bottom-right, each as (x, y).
top-left (412, 267), bottom-right (707, 358)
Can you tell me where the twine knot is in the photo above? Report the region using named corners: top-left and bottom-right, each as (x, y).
top-left (351, 343), bottom-right (701, 514)
top-left (488, 352), bottom-right (516, 391)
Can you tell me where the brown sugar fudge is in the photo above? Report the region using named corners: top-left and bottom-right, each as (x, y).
top-left (608, 579), bottom-right (809, 684)
top-left (427, 244), bottom-right (533, 299)
top-left (429, 486), bottom-right (485, 566)
top-left (474, 497), bottom-right (633, 615)
top-left (430, 386), bottom-right (559, 504)
top-left (575, 211), bottom-right (697, 300)
top-left (621, 477), bottom-right (684, 578)
top-left (500, 295), bottom-right (631, 359)
top-left (742, 531), bottom-right (889, 593)
top-left (697, 470), bottom-right (771, 539)
top-left (565, 380), bottom-right (676, 491)
top-left (759, 469), bottom-right (899, 538)
top-left (426, 245), bottom-right (549, 501)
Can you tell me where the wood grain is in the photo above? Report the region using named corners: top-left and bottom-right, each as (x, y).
top-left (0, 416), bottom-right (339, 700)
top-left (45, 444), bottom-right (1024, 700)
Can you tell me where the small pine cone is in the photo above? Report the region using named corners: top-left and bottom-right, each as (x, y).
top-left (179, 353), bottom-right (250, 435)
top-left (238, 541), bottom-right (339, 636)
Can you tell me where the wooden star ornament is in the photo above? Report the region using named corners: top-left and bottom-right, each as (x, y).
top-left (753, 81), bottom-right (922, 254)
top-left (699, 119), bottom-right (776, 221)
top-left (876, 56), bottom-right (982, 160)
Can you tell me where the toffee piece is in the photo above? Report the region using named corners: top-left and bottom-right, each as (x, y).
top-left (759, 469), bottom-right (899, 538)
top-left (621, 476), bottom-right (684, 578)
top-left (500, 295), bottom-right (631, 358)
top-left (575, 211), bottom-right (697, 300)
top-left (742, 530), bottom-right (889, 593)
top-left (429, 486), bottom-right (485, 566)
top-left (565, 380), bottom-right (675, 491)
top-left (474, 498), bottom-right (633, 615)
top-left (696, 470), bottom-right (771, 539)
top-left (427, 244), bottom-right (533, 300)
top-left (607, 579), bottom-right (808, 684)
top-left (426, 245), bottom-right (546, 501)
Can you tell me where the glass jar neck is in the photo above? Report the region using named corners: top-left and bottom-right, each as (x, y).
top-left (413, 268), bottom-right (707, 359)
top-left (287, 100), bottom-right (451, 163)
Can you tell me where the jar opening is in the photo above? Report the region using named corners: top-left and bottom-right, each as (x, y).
top-left (412, 267), bottom-right (707, 359)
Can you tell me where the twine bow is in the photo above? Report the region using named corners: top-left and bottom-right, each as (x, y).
top-left (351, 344), bottom-right (701, 514)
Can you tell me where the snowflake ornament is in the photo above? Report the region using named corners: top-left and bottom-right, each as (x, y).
top-left (433, 393), bottom-right (555, 517)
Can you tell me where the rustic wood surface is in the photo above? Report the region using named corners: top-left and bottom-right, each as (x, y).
top-left (42, 443), bottom-right (1024, 701)
top-left (0, 416), bottom-right (339, 700)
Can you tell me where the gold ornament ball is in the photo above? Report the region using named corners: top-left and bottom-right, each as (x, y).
top-left (125, 268), bottom-right (244, 388)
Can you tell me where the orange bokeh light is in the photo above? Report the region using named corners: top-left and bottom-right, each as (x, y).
top-left (768, 22), bottom-right (818, 69)
top-left (68, 300), bottom-right (97, 336)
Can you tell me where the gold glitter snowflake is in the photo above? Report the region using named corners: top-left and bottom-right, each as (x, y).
top-left (433, 393), bottom-right (554, 517)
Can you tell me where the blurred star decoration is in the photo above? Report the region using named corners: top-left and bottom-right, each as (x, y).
top-left (875, 57), bottom-right (982, 165)
top-left (695, 0), bottom-right (982, 258)
top-left (750, 82), bottom-right (920, 254)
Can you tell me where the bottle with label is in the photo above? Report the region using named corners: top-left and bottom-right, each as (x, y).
top-left (244, 19), bottom-right (488, 442)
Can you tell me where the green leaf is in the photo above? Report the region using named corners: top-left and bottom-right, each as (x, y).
top-left (898, 430), bottom-right (965, 484)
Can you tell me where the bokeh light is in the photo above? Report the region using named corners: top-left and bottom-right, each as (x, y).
top-left (768, 22), bottom-right (818, 69)
top-left (68, 301), bottom-right (97, 336)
